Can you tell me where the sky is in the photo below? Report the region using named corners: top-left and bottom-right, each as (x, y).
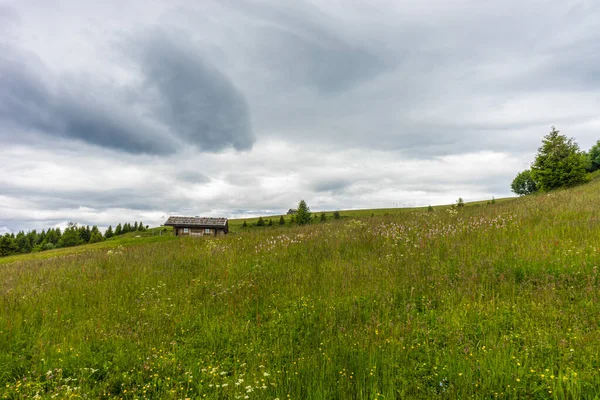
top-left (1, 0), bottom-right (600, 234)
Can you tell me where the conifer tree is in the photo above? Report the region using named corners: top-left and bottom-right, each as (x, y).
top-left (296, 200), bottom-right (311, 225)
top-left (105, 225), bottom-right (114, 239)
top-left (530, 126), bottom-right (588, 191)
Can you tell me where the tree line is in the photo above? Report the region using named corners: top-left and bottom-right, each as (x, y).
top-left (511, 126), bottom-right (600, 195)
top-left (0, 221), bottom-right (148, 258)
top-left (241, 200), bottom-right (341, 228)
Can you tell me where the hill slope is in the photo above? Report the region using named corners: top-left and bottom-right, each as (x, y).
top-left (2, 181), bottom-right (600, 398)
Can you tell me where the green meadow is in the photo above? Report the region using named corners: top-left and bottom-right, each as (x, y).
top-left (2, 180), bottom-right (600, 399)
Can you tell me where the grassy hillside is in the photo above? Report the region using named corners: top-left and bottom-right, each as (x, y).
top-left (2, 182), bottom-right (600, 398)
top-left (0, 227), bottom-right (175, 266)
top-left (227, 197), bottom-right (513, 232)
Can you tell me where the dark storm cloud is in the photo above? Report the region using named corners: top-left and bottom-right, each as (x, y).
top-left (0, 45), bottom-right (177, 154)
top-left (0, 31), bottom-right (255, 154)
top-left (132, 30), bottom-right (254, 152)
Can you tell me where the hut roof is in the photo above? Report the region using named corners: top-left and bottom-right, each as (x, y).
top-left (164, 216), bottom-right (228, 228)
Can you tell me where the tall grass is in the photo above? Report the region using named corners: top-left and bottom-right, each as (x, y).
top-left (2, 181), bottom-right (600, 398)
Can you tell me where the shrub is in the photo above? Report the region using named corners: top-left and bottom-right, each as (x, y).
top-left (333, 211), bottom-right (341, 220)
top-left (511, 169), bottom-right (538, 196)
top-left (587, 140), bottom-right (600, 172)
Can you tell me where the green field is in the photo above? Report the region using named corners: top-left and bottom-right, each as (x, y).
top-left (227, 197), bottom-right (512, 232)
top-left (2, 182), bottom-right (600, 399)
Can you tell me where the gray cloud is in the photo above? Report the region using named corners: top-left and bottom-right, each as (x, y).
top-left (175, 170), bottom-right (211, 184)
top-left (132, 30), bottom-right (254, 151)
top-left (312, 179), bottom-right (352, 194)
top-left (0, 45), bottom-right (178, 154)
top-left (245, 0), bottom-right (394, 94)
top-left (0, 30), bottom-right (255, 154)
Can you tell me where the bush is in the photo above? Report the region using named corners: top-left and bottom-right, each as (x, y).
top-left (42, 242), bottom-right (56, 251)
top-left (256, 217), bottom-right (265, 227)
top-left (333, 211), bottom-right (341, 220)
top-left (511, 169), bottom-right (538, 196)
top-left (457, 198), bottom-right (465, 207)
top-left (279, 216), bottom-right (285, 225)
top-left (587, 140), bottom-right (600, 172)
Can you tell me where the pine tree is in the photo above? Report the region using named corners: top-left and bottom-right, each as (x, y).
top-left (0, 234), bottom-right (18, 257)
top-left (530, 126), bottom-right (588, 191)
top-left (115, 223), bottom-right (122, 235)
top-left (279, 216), bottom-right (285, 225)
top-left (89, 226), bottom-right (104, 244)
top-left (59, 225), bottom-right (83, 248)
top-left (105, 225), bottom-right (114, 239)
top-left (134, 221), bottom-right (138, 231)
top-left (138, 222), bottom-right (144, 231)
top-left (320, 212), bottom-right (326, 222)
top-left (256, 217), bottom-right (265, 227)
top-left (242, 221), bottom-right (248, 228)
top-left (15, 232), bottom-right (31, 253)
top-left (296, 200), bottom-right (311, 225)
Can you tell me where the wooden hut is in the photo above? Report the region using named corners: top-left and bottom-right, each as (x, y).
top-left (164, 216), bottom-right (229, 236)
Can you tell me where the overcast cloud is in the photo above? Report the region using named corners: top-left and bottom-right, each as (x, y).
top-left (1, 0), bottom-right (600, 233)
